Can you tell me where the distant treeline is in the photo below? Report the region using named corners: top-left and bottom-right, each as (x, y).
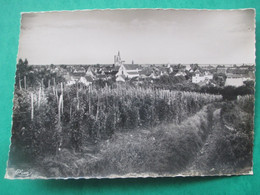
top-left (15, 59), bottom-right (65, 90)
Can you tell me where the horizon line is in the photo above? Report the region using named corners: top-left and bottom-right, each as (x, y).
top-left (27, 63), bottom-right (255, 66)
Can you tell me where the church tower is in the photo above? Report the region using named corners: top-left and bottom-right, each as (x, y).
top-left (114, 51), bottom-right (123, 66)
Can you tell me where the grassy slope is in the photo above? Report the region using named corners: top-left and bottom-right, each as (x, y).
top-left (187, 101), bottom-right (254, 176)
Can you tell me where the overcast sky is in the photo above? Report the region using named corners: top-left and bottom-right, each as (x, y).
top-left (18, 9), bottom-right (255, 65)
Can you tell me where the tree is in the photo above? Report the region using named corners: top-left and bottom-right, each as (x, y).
top-left (221, 86), bottom-right (237, 100)
top-left (243, 80), bottom-right (255, 92)
top-left (190, 64), bottom-right (200, 72)
top-left (15, 59), bottom-right (33, 89)
top-left (24, 58), bottom-right (28, 66)
top-left (213, 73), bottom-right (227, 87)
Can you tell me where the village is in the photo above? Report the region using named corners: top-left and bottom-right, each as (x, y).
top-left (7, 8), bottom-right (256, 182)
top-left (34, 52), bottom-right (255, 89)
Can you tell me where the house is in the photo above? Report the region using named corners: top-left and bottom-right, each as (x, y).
top-left (149, 71), bottom-right (160, 79)
top-left (168, 65), bottom-right (176, 74)
top-left (197, 80), bottom-right (208, 87)
top-left (185, 64), bottom-right (200, 72)
top-left (78, 76), bottom-right (93, 86)
top-left (116, 64), bottom-right (140, 79)
top-left (224, 75), bottom-right (252, 87)
top-left (103, 66), bottom-right (120, 77)
top-left (158, 67), bottom-right (168, 76)
top-left (66, 76), bottom-right (93, 87)
top-left (192, 73), bottom-right (204, 83)
top-left (86, 66), bottom-right (96, 79)
top-left (110, 66), bottom-right (120, 76)
top-left (116, 75), bottom-right (126, 82)
top-left (66, 79), bottom-right (77, 86)
top-left (175, 70), bottom-right (186, 77)
top-left (192, 71), bottom-right (213, 84)
top-left (73, 67), bottom-right (86, 74)
top-left (139, 68), bottom-right (153, 79)
top-left (185, 64), bottom-right (192, 72)
top-left (71, 67), bottom-right (86, 79)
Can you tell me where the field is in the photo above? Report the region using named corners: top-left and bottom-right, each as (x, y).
top-left (6, 61), bottom-right (254, 178)
top-left (7, 80), bottom-right (254, 178)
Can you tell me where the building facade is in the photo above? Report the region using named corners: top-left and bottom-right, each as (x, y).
top-left (116, 64), bottom-right (140, 79)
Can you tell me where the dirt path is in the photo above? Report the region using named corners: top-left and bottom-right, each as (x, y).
top-left (187, 108), bottom-right (222, 174)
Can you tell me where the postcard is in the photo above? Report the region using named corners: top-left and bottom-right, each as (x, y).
top-left (6, 9), bottom-right (255, 179)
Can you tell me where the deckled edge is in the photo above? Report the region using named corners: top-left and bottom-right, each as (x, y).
top-left (5, 8), bottom-right (256, 180)
top-left (18, 7), bottom-right (256, 14)
top-left (252, 8), bottom-right (256, 176)
top-left (4, 11), bottom-right (24, 180)
top-left (5, 169), bottom-right (254, 180)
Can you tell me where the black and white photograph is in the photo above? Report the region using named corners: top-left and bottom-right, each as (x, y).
top-left (6, 9), bottom-right (255, 179)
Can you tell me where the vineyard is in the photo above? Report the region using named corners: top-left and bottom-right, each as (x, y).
top-left (10, 83), bottom-right (222, 163)
top-left (7, 61), bottom-right (254, 178)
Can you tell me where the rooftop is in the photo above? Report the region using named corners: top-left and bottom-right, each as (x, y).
top-left (123, 64), bottom-right (140, 70)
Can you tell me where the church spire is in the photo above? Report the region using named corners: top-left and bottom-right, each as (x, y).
top-left (114, 51), bottom-right (123, 66)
